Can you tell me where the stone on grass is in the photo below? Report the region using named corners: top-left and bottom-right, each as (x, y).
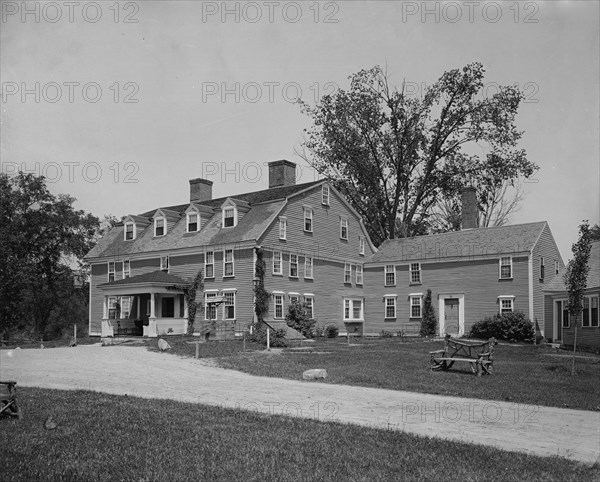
top-left (303, 369), bottom-right (327, 381)
top-left (158, 338), bottom-right (171, 352)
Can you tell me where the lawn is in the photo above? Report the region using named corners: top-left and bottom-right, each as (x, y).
top-left (0, 388), bottom-right (597, 481)
top-left (158, 336), bottom-right (600, 411)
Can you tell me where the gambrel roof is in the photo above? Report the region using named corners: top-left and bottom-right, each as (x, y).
top-left (366, 221), bottom-right (549, 264)
top-left (544, 241), bottom-right (600, 292)
top-left (85, 180), bottom-right (324, 260)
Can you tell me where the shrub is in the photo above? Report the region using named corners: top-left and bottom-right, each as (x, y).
top-left (285, 301), bottom-right (315, 338)
top-left (326, 325), bottom-right (339, 338)
top-left (380, 330), bottom-right (393, 338)
top-left (469, 311), bottom-right (535, 343)
top-left (314, 326), bottom-right (326, 338)
top-left (248, 323), bottom-right (287, 347)
top-left (420, 289), bottom-right (437, 337)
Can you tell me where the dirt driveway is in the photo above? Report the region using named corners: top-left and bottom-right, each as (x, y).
top-left (1, 344), bottom-right (598, 465)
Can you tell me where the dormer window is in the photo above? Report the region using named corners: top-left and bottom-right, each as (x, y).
top-left (155, 217), bottom-right (166, 237)
top-left (223, 207), bottom-right (235, 228)
top-left (124, 222), bottom-right (135, 240)
top-left (322, 185), bottom-right (330, 205)
top-left (187, 212), bottom-right (199, 233)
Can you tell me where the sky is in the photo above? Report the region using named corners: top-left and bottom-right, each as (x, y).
top-left (1, 0), bottom-right (599, 260)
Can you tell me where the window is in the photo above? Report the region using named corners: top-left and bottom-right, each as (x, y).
top-left (558, 300), bottom-right (569, 328)
top-left (582, 296), bottom-right (599, 328)
top-left (124, 222), bottom-right (134, 240)
top-left (155, 217), bottom-right (166, 237)
top-left (344, 262), bottom-right (352, 283)
top-left (108, 296), bottom-right (118, 319)
top-left (120, 296), bottom-right (131, 319)
top-left (161, 297), bottom-right (175, 318)
top-left (304, 256), bottom-right (313, 279)
top-left (340, 218), bottom-right (348, 240)
top-left (322, 185), bottom-right (330, 205)
top-left (304, 207), bottom-right (313, 232)
top-left (499, 296), bottom-right (514, 314)
top-left (359, 236), bottom-right (365, 255)
top-left (274, 294), bottom-right (284, 319)
top-left (224, 292), bottom-right (235, 320)
top-left (289, 254), bottom-right (298, 277)
top-left (108, 262), bottom-right (115, 282)
top-left (499, 256), bottom-right (512, 279)
top-left (223, 249), bottom-right (234, 277)
top-left (356, 265), bottom-right (363, 285)
top-left (273, 251), bottom-right (282, 275)
top-left (555, 260), bottom-right (559, 275)
top-left (385, 265), bottom-right (395, 286)
top-left (122, 259), bottom-right (130, 279)
top-left (205, 292), bottom-right (217, 320)
top-left (304, 296), bottom-right (314, 319)
top-left (540, 256), bottom-right (545, 280)
top-left (385, 296), bottom-right (396, 319)
top-left (160, 256), bottom-right (169, 273)
top-left (410, 263), bottom-right (421, 284)
top-left (289, 293), bottom-right (299, 304)
top-left (223, 207), bottom-right (235, 227)
top-left (279, 217), bottom-right (287, 240)
top-left (343, 298), bottom-right (364, 321)
top-left (205, 251), bottom-right (214, 278)
top-left (187, 212), bottom-right (199, 232)
top-left (410, 296), bottom-right (422, 318)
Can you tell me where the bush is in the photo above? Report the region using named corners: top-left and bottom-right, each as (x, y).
top-left (314, 326), bottom-right (326, 338)
top-left (326, 325), bottom-right (339, 338)
top-left (380, 330), bottom-right (393, 338)
top-left (285, 301), bottom-right (315, 338)
top-left (248, 323), bottom-right (287, 347)
top-left (420, 289), bottom-right (437, 337)
top-left (469, 312), bottom-right (535, 343)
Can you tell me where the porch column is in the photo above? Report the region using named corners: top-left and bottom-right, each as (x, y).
top-left (150, 292), bottom-right (156, 318)
top-left (103, 296), bottom-right (108, 318)
top-left (183, 295), bottom-right (189, 319)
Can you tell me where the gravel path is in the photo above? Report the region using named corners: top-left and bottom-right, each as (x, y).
top-left (1, 345), bottom-right (598, 465)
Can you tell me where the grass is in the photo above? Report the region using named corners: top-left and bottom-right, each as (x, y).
top-left (1, 388), bottom-right (597, 481)
top-left (157, 336), bottom-right (600, 411)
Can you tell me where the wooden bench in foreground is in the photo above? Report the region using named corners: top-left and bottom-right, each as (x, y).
top-left (0, 381), bottom-right (21, 419)
top-left (430, 335), bottom-right (497, 376)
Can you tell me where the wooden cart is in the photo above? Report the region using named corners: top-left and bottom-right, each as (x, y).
top-left (430, 335), bottom-right (497, 376)
top-left (0, 381), bottom-right (21, 419)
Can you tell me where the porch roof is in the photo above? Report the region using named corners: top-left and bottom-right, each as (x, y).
top-left (98, 270), bottom-right (187, 289)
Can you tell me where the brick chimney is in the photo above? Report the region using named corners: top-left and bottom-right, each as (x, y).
top-left (268, 160), bottom-right (296, 189)
top-left (461, 187), bottom-right (478, 230)
top-left (189, 178), bottom-right (213, 202)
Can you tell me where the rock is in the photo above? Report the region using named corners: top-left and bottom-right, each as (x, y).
top-left (158, 338), bottom-right (171, 352)
top-left (302, 369), bottom-right (327, 381)
top-left (44, 416), bottom-right (57, 430)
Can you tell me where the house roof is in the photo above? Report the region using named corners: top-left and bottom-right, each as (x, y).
top-left (544, 240), bottom-right (600, 292)
top-left (366, 222), bottom-right (549, 264)
top-left (85, 180), bottom-right (323, 260)
top-left (98, 270), bottom-right (187, 287)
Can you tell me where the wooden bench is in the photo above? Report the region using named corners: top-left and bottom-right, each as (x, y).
top-left (0, 381), bottom-right (21, 419)
top-left (430, 335), bottom-right (496, 376)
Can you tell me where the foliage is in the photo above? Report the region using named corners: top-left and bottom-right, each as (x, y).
top-left (469, 312), bottom-right (534, 342)
top-left (253, 247), bottom-right (270, 324)
top-left (380, 330), bottom-right (393, 338)
top-left (589, 224), bottom-right (600, 241)
top-left (285, 300), bottom-right (315, 338)
top-left (169, 268), bottom-right (204, 335)
top-left (326, 325), bottom-right (339, 338)
top-left (564, 221), bottom-right (592, 375)
top-left (298, 63), bottom-right (537, 245)
top-left (0, 172), bottom-right (100, 339)
top-left (314, 326), bottom-right (326, 337)
top-left (248, 324), bottom-right (287, 348)
top-left (419, 289), bottom-right (437, 336)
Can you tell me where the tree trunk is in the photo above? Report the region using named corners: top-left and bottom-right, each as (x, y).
top-left (571, 314), bottom-right (578, 376)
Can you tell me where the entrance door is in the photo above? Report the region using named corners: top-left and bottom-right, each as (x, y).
top-left (444, 298), bottom-right (460, 335)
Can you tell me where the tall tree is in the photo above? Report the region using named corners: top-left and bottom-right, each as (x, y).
top-left (430, 180), bottom-right (525, 232)
top-left (0, 173), bottom-right (99, 339)
top-left (564, 221), bottom-right (592, 376)
top-left (298, 63), bottom-right (538, 245)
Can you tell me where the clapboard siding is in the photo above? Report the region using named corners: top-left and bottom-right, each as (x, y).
top-left (170, 253), bottom-right (204, 281)
top-left (531, 224), bottom-right (564, 335)
top-left (365, 256), bottom-right (531, 334)
top-left (89, 263), bottom-right (107, 335)
top-left (260, 185), bottom-right (375, 262)
top-left (131, 258), bottom-right (161, 275)
top-left (543, 294), bottom-right (555, 341)
top-left (551, 289), bottom-right (600, 348)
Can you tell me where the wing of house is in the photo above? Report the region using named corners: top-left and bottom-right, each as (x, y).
top-left (543, 240), bottom-right (599, 348)
top-left (84, 160), bottom-right (376, 339)
top-left (363, 189), bottom-right (564, 337)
